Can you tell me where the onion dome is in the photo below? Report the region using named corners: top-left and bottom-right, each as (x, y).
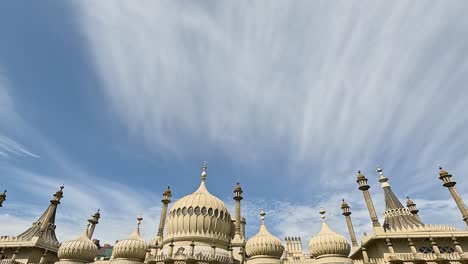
top-left (356, 170), bottom-right (366, 181)
top-left (439, 165), bottom-right (450, 176)
top-left (309, 208), bottom-right (350, 258)
top-left (164, 162), bottom-right (233, 246)
top-left (245, 209), bottom-right (284, 258)
top-left (58, 226), bottom-right (98, 263)
top-left (113, 215), bottom-right (147, 261)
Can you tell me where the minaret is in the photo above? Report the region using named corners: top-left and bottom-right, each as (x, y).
top-left (356, 170), bottom-right (381, 227)
top-left (232, 179), bottom-right (245, 263)
top-left (341, 199), bottom-right (358, 248)
top-left (438, 166), bottom-right (468, 227)
top-left (156, 185), bottom-right (172, 244)
top-left (0, 190), bottom-right (6, 207)
top-left (87, 209), bottom-right (101, 239)
top-left (233, 181), bottom-right (243, 238)
top-left (406, 196), bottom-right (420, 221)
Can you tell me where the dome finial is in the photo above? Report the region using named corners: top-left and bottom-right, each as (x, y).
top-left (377, 165), bottom-right (390, 187)
top-left (319, 207), bottom-right (326, 222)
top-left (201, 161), bottom-right (207, 181)
top-left (137, 213), bottom-right (143, 229)
top-left (260, 208), bottom-right (266, 223)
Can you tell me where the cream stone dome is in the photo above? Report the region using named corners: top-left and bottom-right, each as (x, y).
top-left (245, 209), bottom-right (284, 258)
top-left (164, 163), bottom-right (234, 247)
top-left (309, 209), bottom-right (350, 258)
top-left (58, 227), bottom-right (98, 263)
top-left (112, 216), bottom-right (147, 261)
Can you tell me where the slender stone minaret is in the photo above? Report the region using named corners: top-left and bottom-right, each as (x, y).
top-left (356, 170), bottom-right (381, 227)
top-left (40, 185), bottom-right (64, 233)
top-left (157, 185), bottom-right (172, 242)
top-left (232, 180), bottom-right (245, 263)
top-left (406, 196), bottom-right (421, 221)
top-left (234, 182), bottom-right (243, 238)
top-left (87, 209), bottom-right (101, 239)
top-left (0, 190), bottom-right (6, 207)
top-left (341, 199), bottom-right (358, 248)
top-left (438, 166), bottom-right (468, 227)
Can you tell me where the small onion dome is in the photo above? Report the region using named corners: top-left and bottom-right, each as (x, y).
top-left (309, 208), bottom-right (350, 258)
top-left (356, 170), bottom-right (366, 180)
top-left (439, 165), bottom-right (450, 176)
top-left (58, 227), bottom-right (98, 262)
top-left (113, 215), bottom-right (147, 261)
top-left (245, 209), bottom-right (284, 258)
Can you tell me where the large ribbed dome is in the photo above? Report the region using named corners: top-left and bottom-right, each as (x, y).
top-left (309, 209), bottom-right (350, 258)
top-left (245, 209), bottom-right (284, 259)
top-left (58, 228), bottom-right (98, 263)
top-left (112, 217), bottom-right (147, 261)
top-left (164, 164), bottom-right (234, 246)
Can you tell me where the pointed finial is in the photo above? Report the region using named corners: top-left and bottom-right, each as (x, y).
top-left (377, 165), bottom-right (390, 187)
top-left (137, 213), bottom-right (143, 228)
top-left (319, 207), bottom-right (326, 222)
top-left (201, 161), bottom-right (207, 181)
top-left (260, 208), bottom-right (266, 223)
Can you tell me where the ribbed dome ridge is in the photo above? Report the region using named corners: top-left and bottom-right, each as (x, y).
top-left (58, 228), bottom-right (98, 263)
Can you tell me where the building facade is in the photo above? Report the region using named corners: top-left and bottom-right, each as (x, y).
top-left (1, 164), bottom-right (468, 264)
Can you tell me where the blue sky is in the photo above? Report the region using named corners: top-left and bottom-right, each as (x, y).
top-left (1, 1), bottom-right (468, 248)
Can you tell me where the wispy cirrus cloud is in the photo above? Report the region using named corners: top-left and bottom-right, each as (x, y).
top-left (69, 0), bottom-right (468, 246)
top-left (73, 1), bottom-right (468, 186)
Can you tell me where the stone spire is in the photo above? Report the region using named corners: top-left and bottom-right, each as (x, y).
top-left (87, 209), bottom-right (100, 239)
top-left (356, 170), bottom-right (381, 227)
top-left (341, 199), bottom-right (358, 248)
top-left (438, 165), bottom-right (468, 227)
top-left (0, 190), bottom-right (6, 207)
top-left (377, 166), bottom-right (422, 231)
top-left (16, 185), bottom-right (64, 244)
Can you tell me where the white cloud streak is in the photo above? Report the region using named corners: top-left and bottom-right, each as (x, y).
top-left (73, 1), bottom-right (468, 182)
